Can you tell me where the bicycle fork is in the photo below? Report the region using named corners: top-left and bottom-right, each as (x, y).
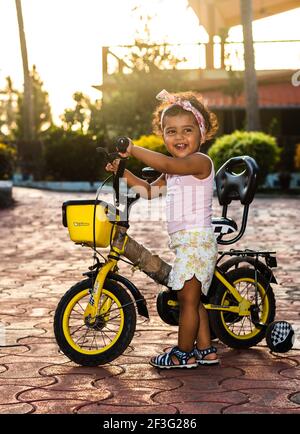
top-left (83, 224), bottom-right (129, 325)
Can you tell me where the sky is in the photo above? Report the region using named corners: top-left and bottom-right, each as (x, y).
top-left (0, 0), bottom-right (300, 123)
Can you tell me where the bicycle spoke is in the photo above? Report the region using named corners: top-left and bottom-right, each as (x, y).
top-left (72, 307), bottom-right (86, 317)
top-left (75, 326), bottom-right (90, 347)
top-left (89, 331), bottom-right (98, 350)
top-left (224, 288), bottom-right (264, 337)
top-left (65, 290), bottom-right (127, 353)
top-left (100, 330), bottom-right (107, 347)
top-left (69, 323), bottom-right (86, 336)
top-left (99, 328), bottom-right (114, 344)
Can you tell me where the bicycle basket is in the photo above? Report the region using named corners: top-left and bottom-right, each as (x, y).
top-left (62, 200), bottom-right (117, 247)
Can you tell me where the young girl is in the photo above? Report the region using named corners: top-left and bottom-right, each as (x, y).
top-left (106, 89), bottom-right (219, 369)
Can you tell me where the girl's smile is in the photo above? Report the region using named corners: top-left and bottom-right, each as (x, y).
top-left (163, 113), bottom-right (201, 158)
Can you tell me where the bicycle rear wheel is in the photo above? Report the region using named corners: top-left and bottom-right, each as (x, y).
top-left (209, 267), bottom-right (276, 349)
top-left (54, 278), bottom-right (136, 366)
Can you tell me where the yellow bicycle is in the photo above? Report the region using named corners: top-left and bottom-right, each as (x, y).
top-left (54, 138), bottom-right (278, 366)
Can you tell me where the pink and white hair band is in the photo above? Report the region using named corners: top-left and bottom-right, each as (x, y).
top-left (156, 89), bottom-right (206, 144)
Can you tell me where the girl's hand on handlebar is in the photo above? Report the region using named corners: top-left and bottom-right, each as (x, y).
top-left (105, 159), bottom-right (120, 174)
top-left (118, 138), bottom-right (133, 158)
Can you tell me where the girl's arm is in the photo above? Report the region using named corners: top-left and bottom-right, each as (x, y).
top-left (123, 169), bottom-right (166, 199)
top-left (105, 160), bottom-right (166, 200)
top-left (121, 143), bottom-right (211, 177)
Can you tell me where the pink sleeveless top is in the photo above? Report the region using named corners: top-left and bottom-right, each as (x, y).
top-left (165, 154), bottom-right (215, 235)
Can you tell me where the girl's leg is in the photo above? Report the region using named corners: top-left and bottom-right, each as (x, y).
top-left (174, 275), bottom-right (202, 364)
top-left (196, 301), bottom-right (218, 361)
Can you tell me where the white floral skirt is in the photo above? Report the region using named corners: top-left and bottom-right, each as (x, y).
top-left (167, 228), bottom-right (218, 295)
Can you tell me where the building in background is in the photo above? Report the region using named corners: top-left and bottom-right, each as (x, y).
top-left (95, 1), bottom-right (300, 172)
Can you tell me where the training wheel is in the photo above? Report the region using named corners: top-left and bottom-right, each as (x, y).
top-left (266, 320), bottom-right (295, 353)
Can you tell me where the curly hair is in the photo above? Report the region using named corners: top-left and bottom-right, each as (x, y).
top-left (152, 91), bottom-right (218, 142)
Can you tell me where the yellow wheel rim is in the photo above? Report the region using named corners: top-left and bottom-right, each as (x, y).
top-left (220, 277), bottom-right (270, 340)
top-left (62, 288), bottom-right (125, 355)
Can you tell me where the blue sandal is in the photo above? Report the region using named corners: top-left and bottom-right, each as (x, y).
top-left (150, 346), bottom-right (198, 369)
top-left (194, 345), bottom-right (219, 365)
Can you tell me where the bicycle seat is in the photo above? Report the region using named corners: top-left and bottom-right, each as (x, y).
top-left (215, 156), bottom-right (259, 206)
top-left (142, 167), bottom-right (161, 182)
top-left (214, 156), bottom-right (259, 245)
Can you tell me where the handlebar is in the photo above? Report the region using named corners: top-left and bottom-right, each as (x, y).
top-left (116, 136), bottom-right (130, 154)
top-left (96, 137), bottom-right (139, 213)
top-left (96, 137), bottom-right (130, 163)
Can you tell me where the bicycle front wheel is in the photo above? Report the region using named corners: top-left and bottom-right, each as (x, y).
top-left (54, 278), bottom-right (136, 366)
top-left (209, 267), bottom-right (276, 349)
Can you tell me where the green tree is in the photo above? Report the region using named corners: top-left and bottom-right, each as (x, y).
top-left (87, 98), bottom-right (106, 139)
top-left (0, 76), bottom-right (20, 140)
top-left (100, 12), bottom-right (187, 140)
top-left (121, 10), bottom-right (186, 75)
top-left (16, 65), bottom-right (52, 139)
top-left (223, 68), bottom-right (244, 130)
top-left (101, 70), bottom-right (185, 140)
top-left (61, 92), bottom-right (90, 132)
top-left (15, 66), bottom-right (52, 180)
top-left (60, 92), bottom-right (107, 143)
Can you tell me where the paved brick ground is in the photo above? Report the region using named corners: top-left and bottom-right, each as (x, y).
top-left (0, 187), bottom-right (299, 414)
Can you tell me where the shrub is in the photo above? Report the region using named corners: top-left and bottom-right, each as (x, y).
top-left (208, 130), bottom-right (280, 184)
top-left (0, 142), bottom-right (17, 180)
top-left (42, 127), bottom-right (105, 182)
top-left (294, 143), bottom-right (300, 171)
top-left (127, 134), bottom-right (167, 175)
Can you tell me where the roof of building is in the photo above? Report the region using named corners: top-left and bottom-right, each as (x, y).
top-left (187, 0), bottom-right (300, 30)
top-left (203, 80), bottom-right (300, 109)
top-left (95, 68), bottom-right (300, 109)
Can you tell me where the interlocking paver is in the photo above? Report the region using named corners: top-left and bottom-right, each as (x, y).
top-left (281, 367), bottom-right (300, 380)
top-left (0, 188), bottom-right (299, 414)
top-left (25, 399), bottom-right (96, 414)
top-left (0, 385), bottom-right (33, 405)
top-left (76, 403), bottom-right (177, 414)
top-left (224, 388), bottom-right (300, 412)
top-left (153, 388), bottom-right (248, 405)
top-left (224, 403), bottom-right (300, 413)
top-left (167, 402), bottom-right (229, 414)
top-left (17, 386), bottom-right (112, 405)
top-left (39, 363), bottom-right (124, 380)
top-left (0, 402), bottom-right (34, 414)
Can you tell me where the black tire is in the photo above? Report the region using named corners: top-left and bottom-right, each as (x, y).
top-left (54, 278), bottom-right (136, 366)
top-left (209, 268), bottom-right (276, 349)
top-left (156, 290), bottom-right (217, 339)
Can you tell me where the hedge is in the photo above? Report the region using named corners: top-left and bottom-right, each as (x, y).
top-left (0, 142), bottom-right (17, 180)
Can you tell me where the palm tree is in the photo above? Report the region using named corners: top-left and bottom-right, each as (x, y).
top-left (15, 0), bottom-right (35, 141)
top-left (240, 0), bottom-right (260, 131)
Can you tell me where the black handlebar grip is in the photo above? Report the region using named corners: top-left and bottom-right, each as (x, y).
top-left (116, 137), bottom-right (130, 153)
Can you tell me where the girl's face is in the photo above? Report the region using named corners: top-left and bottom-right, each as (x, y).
top-left (162, 112), bottom-right (201, 158)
